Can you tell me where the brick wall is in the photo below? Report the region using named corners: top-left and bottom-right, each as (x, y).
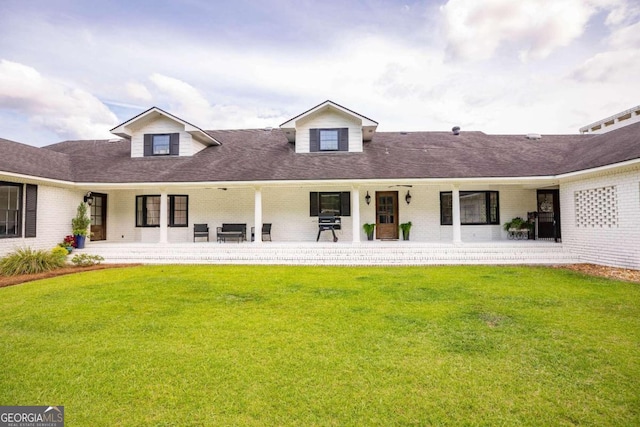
top-left (561, 165), bottom-right (640, 269)
top-left (0, 179), bottom-right (84, 257)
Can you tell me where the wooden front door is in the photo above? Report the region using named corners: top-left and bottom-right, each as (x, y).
top-left (376, 191), bottom-right (399, 240)
top-left (90, 193), bottom-right (107, 241)
top-left (537, 189), bottom-right (560, 240)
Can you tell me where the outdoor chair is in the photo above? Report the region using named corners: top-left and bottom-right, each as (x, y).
top-left (193, 224), bottom-right (209, 242)
top-left (251, 223), bottom-right (272, 241)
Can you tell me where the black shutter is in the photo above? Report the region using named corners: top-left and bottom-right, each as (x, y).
top-left (338, 128), bottom-right (349, 151)
top-left (143, 134), bottom-right (152, 156)
top-left (309, 129), bottom-right (319, 152)
top-left (310, 192), bottom-right (319, 216)
top-left (170, 133), bottom-right (180, 155)
top-left (25, 184), bottom-right (37, 237)
top-left (340, 192), bottom-right (351, 216)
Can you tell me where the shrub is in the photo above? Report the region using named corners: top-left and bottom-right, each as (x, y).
top-left (51, 246), bottom-right (70, 263)
top-left (0, 247), bottom-right (66, 276)
top-left (71, 253), bottom-right (104, 267)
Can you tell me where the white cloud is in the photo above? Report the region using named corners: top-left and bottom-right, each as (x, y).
top-left (570, 18), bottom-right (640, 83)
top-left (125, 82), bottom-right (153, 102)
top-left (0, 60), bottom-right (117, 140)
top-left (440, 0), bottom-right (599, 61)
top-left (147, 73), bottom-right (289, 129)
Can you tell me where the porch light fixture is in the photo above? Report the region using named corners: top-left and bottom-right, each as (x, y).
top-left (83, 192), bottom-right (94, 206)
top-left (405, 190), bottom-right (412, 205)
top-left (365, 191), bottom-right (371, 205)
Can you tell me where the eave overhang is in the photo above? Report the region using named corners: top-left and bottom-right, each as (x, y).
top-left (110, 106), bottom-right (221, 146)
top-left (279, 100), bottom-right (378, 143)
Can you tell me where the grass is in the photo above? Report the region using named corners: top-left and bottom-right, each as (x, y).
top-left (0, 265), bottom-right (638, 426)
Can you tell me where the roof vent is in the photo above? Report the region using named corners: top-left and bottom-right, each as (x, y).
top-left (264, 126), bottom-right (273, 132)
top-left (107, 138), bottom-right (120, 143)
top-left (400, 131), bottom-right (408, 135)
top-left (525, 133), bottom-right (542, 140)
top-left (452, 126), bottom-right (460, 135)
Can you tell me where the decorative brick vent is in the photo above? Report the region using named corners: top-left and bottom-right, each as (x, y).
top-left (574, 186), bottom-right (618, 228)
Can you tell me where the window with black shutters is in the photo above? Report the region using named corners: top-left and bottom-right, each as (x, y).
top-left (309, 128), bottom-right (349, 152)
top-left (143, 133), bottom-right (180, 156)
top-left (309, 192), bottom-right (351, 216)
top-left (0, 182), bottom-right (22, 238)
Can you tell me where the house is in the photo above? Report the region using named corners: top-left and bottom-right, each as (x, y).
top-left (1, 101), bottom-right (639, 269)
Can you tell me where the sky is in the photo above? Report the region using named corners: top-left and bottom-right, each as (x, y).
top-left (0, 0), bottom-right (639, 147)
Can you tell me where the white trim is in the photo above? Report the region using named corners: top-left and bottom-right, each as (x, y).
top-left (557, 158), bottom-right (640, 180)
top-left (3, 160), bottom-right (637, 191)
top-left (110, 107), bottom-right (221, 146)
top-left (280, 100), bottom-right (378, 129)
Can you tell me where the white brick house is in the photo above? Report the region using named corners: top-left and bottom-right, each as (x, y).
top-left (1, 101), bottom-right (639, 269)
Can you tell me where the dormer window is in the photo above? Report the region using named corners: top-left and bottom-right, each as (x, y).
top-left (320, 129), bottom-right (339, 151)
top-left (310, 128), bottom-right (348, 152)
top-left (152, 134), bottom-right (171, 155)
top-left (143, 133), bottom-right (179, 157)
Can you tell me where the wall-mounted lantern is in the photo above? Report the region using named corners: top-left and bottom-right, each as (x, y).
top-left (365, 191), bottom-right (371, 205)
top-left (405, 190), bottom-right (412, 205)
top-left (83, 192), bottom-right (94, 206)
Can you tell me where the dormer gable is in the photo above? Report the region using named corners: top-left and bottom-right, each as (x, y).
top-left (110, 107), bottom-right (221, 158)
top-left (279, 100), bottom-right (378, 153)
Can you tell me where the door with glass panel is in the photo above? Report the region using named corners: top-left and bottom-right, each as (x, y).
top-left (90, 193), bottom-right (107, 241)
top-left (537, 189), bottom-right (560, 240)
top-left (376, 191), bottom-right (398, 239)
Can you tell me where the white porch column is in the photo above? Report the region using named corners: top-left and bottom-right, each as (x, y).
top-left (254, 186), bottom-right (263, 244)
top-left (452, 184), bottom-right (462, 244)
top-left (159, 190), bottom-right (168, 243)
top-left (351, 186), bottom-right (361, 243)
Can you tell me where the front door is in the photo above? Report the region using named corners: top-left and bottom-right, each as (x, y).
top-left (90, 193), bottom-right (107, 241)
top-left (537, 189), bottom-right (560, 240)
top-left (376, 191), bottom-right (399, 239)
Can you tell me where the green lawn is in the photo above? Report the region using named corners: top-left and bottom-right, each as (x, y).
top-left (1, 265), bottom-right (638, 426)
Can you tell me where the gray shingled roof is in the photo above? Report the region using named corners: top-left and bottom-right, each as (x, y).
top-left (2, 121), bottom-right (639, 184)
top-left (0, 137), bottom-right (73, 181)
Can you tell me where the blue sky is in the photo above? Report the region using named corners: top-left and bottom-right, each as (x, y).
top-left (0, 0), bottom-right (639, 146)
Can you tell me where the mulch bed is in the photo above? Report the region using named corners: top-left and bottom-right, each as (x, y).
top-left (554, 264), bottom-right (640, 284)
top-left (0, 264), bottom-right (140, 288)
top-left (1, 263), bottom-right (638, 289)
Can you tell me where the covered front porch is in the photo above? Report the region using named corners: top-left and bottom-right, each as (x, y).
top-left (82, 177), bottom-right (562, 246)
top-left (77, 240), bottom-right (580, 266)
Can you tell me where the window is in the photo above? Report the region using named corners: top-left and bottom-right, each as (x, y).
top-left (310, 192), bottom-right (351, 216)
top-left (320, 129), bottom-right (339, 151)
top-left (440, 191), bottom-right (499, 225)
top-left (152, 134), bottom-right (171, 155)
top-left (136, 195), bottom-right (160, 227)
top-left (143, 133), bottom-right (179, 156)
top-left (309, 128), bottom-right (348, 152)
top-left (136, 195), bottom-right (189, 227)
top-left (0, 182), bottom-right (21, 238)
top-left (169, 195), bottom-right (188, 227)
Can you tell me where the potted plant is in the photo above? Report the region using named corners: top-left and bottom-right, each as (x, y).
top-left (363, 223), bottom-right (376, 241)
top-left (58, 235), bottom-right (76, 253)
top-left (71, 202), bottom-right (91, 249)
top-left (400, 221), bottom-right (412, 240)
top-left (503, 216), bottom-right (533, 239)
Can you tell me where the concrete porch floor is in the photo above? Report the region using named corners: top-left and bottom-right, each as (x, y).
top-left (76, 240), bottom-right (581, 266)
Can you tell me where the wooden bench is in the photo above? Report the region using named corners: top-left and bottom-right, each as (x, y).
top-left (216, 223), bottom-right (247, 242)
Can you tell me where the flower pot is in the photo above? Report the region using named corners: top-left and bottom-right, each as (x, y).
top-left (74, 235), bottom-right (86, 249)
top-left (402, 230), bottom-right (410, 240)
